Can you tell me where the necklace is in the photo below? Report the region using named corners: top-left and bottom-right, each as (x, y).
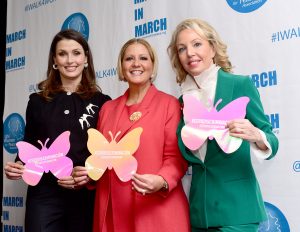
top-left (129, 111), bottom-right (142, 122)
top-left (62, 85), bottom-right (78, 93)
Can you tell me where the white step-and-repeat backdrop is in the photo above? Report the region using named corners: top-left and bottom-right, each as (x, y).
top-left (3, 1), bottom-right (299, 231)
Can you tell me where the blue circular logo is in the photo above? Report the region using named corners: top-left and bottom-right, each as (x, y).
top-left (226, 0), bottom-right (267, 13)
top-left (293, 161), bottom-right (300, 172)
top-left (259, 202), bottom-right (290, 232)
top-left (3, 113), bottom-right (25, 154)
top-left (61, 12), bottom-right (89, 41)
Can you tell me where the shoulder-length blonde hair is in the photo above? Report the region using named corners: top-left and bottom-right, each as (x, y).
top-left (38, 29), bottom-right (100, 101)
top-left (168, 18), bottom-right (232, 84)
top-left (117, 38), bottom-right (158, 82)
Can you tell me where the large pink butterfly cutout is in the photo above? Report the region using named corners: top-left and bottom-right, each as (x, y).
top-left (85, 127), bottom-right (143, 182)
top-left (16, 131), bottom-right (73, 186)
top-left (181, 95), bottom-right (250, 153)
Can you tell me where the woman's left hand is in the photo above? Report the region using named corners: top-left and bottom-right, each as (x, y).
top-left (227, 119), bottom-right (267, 150)
top-left (57, 166), bottom-right (91, 189)
top-left (132, 173), bottom-right (165, 195)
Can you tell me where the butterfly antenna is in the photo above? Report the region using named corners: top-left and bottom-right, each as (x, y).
top-left (114, 131), bottom-right (121, 141)
top-left (207, 99), bottom-right (213, 108)
top-left (108, 131), bottom-right (114, 142)
top-left (215, 99), bottom-right (223, 109)
top-left (45, 138), bottom-right (50, 147)
top-left (37, 140), bottom-right (43, 148)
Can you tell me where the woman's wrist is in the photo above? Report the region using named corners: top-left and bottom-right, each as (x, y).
top-left (161, 178), bottom-right (168, 191)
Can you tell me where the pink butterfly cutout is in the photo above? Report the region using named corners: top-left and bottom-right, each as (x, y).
top-left (181, 95), bottom-right (250, 153)
top-left (16, 131), bottom-right (73, 186)
top-left (85, 127), bottom-right (143, 182)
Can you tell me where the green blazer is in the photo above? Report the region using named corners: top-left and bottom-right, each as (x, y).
top-left (178, 69), bottom-right (279, 229)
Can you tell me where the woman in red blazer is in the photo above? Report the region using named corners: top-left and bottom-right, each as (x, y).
top-left (92, 38), bottom-right (190, 232)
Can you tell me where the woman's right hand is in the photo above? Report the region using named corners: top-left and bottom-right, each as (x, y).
top-left (4, 161), bottom-right (24, 180)
top-left (72, 166), bottom-right (92, 187)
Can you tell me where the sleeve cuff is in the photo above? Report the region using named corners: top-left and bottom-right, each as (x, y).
top-left (250, 129), bottom-right (272, 160)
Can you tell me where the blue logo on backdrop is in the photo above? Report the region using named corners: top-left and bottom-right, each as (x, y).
top-left (29, 83), bottom-right (39, 93)
top-left (133, 1), bottom-right (167, 38)
top-left (95, 67), bottom-right (117, 79)
top-left (265, 113), bottom-right (279, 134)
top-left (62, 13), bottom-right (89, 41)
top-left (250, 70), bottom-right (277, 88)
top-left (271, 26), bottom-right (300, 43)
top-left (259, 202), bottom-right (290, 232)
top-left (3, 113), bottom-right (25, 154)
top-left (226, 0), bottom-right (267, 13)
top-left (293, 161), bottom-right (300, 172)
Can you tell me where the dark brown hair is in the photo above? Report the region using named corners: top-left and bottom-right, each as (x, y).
top-left (38, 29), bottom-right (100, 100)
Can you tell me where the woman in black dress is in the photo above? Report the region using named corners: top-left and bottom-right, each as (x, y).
top-left (4, 29), bottom-right (111, 232)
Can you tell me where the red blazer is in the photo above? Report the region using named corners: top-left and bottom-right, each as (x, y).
top-left (93, 85), bottom-right (190, 232)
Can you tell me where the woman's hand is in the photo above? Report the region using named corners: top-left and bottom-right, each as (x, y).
top-left (58, 166), bottom-right (92, 189)
top-left (4, 161), bottom-right (24, 180)
top-left (57, 175), bottom-right (76, 189)
top-left (132, 173), bottom-right (167, 195)
top-left (227, 119), bottom-right (268, 150)
top-left (72, 166), bottom-right (92, 187)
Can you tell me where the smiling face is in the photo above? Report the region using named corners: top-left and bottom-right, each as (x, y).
top-left (53, 39), bottom-right (87, 84)
top-left (176, 28), bottom-right (215, 77)
top-left (121, 43), bottom-right (153, 88)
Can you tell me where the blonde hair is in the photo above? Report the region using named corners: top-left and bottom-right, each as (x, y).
top-left (117, 38), bottom-right (158, 82)
top-left (168, 18), bottom-right (232, 84)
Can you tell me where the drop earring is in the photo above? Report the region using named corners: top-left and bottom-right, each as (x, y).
top-left (150, 74), bottom-right (154, 82)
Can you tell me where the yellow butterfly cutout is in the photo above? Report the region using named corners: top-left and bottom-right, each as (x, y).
top-left (85, 127), bottom-right (143, 182)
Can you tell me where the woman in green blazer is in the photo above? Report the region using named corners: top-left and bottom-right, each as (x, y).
top-left (168, 18), bottom-right (279, 232)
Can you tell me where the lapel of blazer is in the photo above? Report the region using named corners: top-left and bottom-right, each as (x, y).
top-left (214, 69), bottom-right (234, 109)
top-left (108, 90), bottom-right (128, 136)
top-left (205, 69), bottom-right (235, 162)
top-left (114, 85), bottom-right (155, 141)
